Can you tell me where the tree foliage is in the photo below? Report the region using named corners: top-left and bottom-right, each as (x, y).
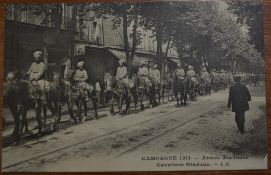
top-left (227, 0), bottom-right (264, 55)
top-left (93, 3), bottom-right (141, 75)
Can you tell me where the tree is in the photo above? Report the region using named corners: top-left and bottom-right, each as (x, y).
top-left (93, 3), bottom-right (141, 76)
top-left (170, 1), bottom-right (262, 73)
top-left (139, 1), bottom-right (190, 78)
top-left (227, 0), bottom-right (264, 55)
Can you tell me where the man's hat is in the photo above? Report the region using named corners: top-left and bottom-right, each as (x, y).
top-left (188, 65), bottom-right (194, 70)
top-left (118, 59), bottom-right (125, 64)
top-left (141, 60), bottom-right (147, 65)
top-left (233, 75), bottom-right (241, 82)
top-left (6, 72), bottom-right (15, 82)
top-left (77, 61), bottom-right (85, 67)
top-left (33, 50), bottom-right (43, 58)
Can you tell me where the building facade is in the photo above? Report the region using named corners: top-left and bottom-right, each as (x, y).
top-left (5, 3), bottom-right (178, 82)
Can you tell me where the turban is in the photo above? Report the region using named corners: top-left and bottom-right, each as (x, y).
top-left (77, 61), bottom-right (85, 67)
top-left (33, 51), bottom-right (43, 58)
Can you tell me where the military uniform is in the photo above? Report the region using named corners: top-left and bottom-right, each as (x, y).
top-left (74, 69), bottom-right (92, 90)
top-left (175, 67), bottom-right (185, 80)
top-left (150, 66), bottom-right (161, 86)
top-left (74, 61), bottom-right (92, 101)
top-left (27, 53), bottom-right (50, 91)
top-left (201, 68), bottom-right (211, 84)
top-left (116, 60), bottom-right (129, 88)
top-left (138, 64), bottom-right (151, 86)
top-left (186, 66), bottom-right (197, 83)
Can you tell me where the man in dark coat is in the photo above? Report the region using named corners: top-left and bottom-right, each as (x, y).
top-left (228, 75), bottom-right (251, 133)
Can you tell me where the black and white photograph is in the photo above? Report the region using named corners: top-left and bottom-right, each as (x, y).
top-left (2, 0), bottom-right (267, 172)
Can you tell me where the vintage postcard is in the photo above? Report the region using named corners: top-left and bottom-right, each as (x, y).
top-left (1, 0), bottom-right (267, 172)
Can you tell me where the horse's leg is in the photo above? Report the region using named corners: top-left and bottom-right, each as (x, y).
top-left (109, 93), bottom-right (115, 115)
top-left (77, 100), bottom-right (82, 122)
top-left (183, 89), bottom-right (187, 106)
top-left (118, 93), bottom-right (123, 114)
top-left (68, 101), bottom-right (77, 123)
top-left (56, 101), bottom-right (62, 123)
top-left (133, 90), bottom-right (138, 111)
top-left (124, 93), bottom-right (130, 115)
top-left (9, 104), bottom-right (21, 143)
top-left (83, 100), bottom-right (87, 117)
top-left (158, 89), bottom-right (161, 105)
top-left (139, 91), bottom-right (144, 110)
top-left (35, 101), bottom-right (42, 135)
top-left (21, 106), bottom-right (29, 133)
top-left (92, 99), bottom-right (98, 119)
top-left (42, 102), bottom-right (47, 127)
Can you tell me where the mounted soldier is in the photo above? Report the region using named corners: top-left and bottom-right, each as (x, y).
top-left (173, 63), bottom-right (187, 106)
top-left (201, 66), bottom-right (211, 83)
top-left (27, 50), bottom-right (50, 95)
top-left (138, 61), bottom-right (151, 90)
top-left (26, 50), bottom-right (50, 135)
top-left (150, 64), bottom-right (161, 87)
top-left (149, 64), bottom-right (161, 106)
top-left (186, 65), bottom-right (198, 100)
top-left (186, 65), bottom-right (197, 83)
top-left (201, 66), bottom-right (211, 94)
top-left (175, 63), bottom-right (186, 80)
top-left (116, 59), bottom-right (129, 88)
top-left (74, 61), bottom-right (92, 102)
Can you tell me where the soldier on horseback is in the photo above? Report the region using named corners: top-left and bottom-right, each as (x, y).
top-left (26, 50), bottom-right (50, 135)
top-left (150, 64), bottom-right (161, 87)
top-left (201, 66), bottom-right (211, 94)
top-left (116, 59), bottom-right (129, 88)
top-left (186, 65), bottom-right (197, 83)
top-left (175, 63), bottom-right (185, 80)
top-left (74, 61), bottom-right (92, 102)
top-left (150, 64), bottom-right (161, 106)
top-left (138, 61), bottom-right (151, 90)
top-left (201, 66), bottom-right (211, 83)
top-left (27, 50), bottom-right (49, 93)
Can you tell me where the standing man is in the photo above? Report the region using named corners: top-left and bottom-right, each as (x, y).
top-left (228, 75), bottom-right (251, 133)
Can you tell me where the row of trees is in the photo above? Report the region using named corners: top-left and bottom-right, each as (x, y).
top-left (6, 1), bottom-right (263, 76)
top-left (93, 0), bottom-right (263, 76)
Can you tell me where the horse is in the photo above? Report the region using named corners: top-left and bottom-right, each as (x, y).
top-left (149, 78), bottom-right (162, 107)
top-left (185, 77), bottom-right (197, 101)
top-left (65, 78), bottom-right (98, 122)
top-left (104, 73), bottom-right (131, 115)
top-left (3, 78), bottom-right (32, 144)
top-left (3, 70), bottom-right (59, 144)
top-left (132, 74), bottom-right (154, 110)
top-left (172, 72), bottom-right (187, 106)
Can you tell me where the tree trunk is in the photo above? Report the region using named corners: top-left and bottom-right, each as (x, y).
top-left (52, 5), bottom-right (63, 29)
top-left (130, 4), bottom-right (139, 64)
top-left (156, 17), bottom-right (163, 76)
top-left (69, 5), bottom-right (78, 66)
top-left (122, 10), bottom-right (132, 76)
top-left (161, 34), bottom-right (171, 80)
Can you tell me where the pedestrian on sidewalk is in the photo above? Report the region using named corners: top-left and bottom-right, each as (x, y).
top-left (227, 75), bottom-right (251, 133)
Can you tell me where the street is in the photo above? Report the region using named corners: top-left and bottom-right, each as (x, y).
top-left (1, 85), bottom-right (267, 172)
